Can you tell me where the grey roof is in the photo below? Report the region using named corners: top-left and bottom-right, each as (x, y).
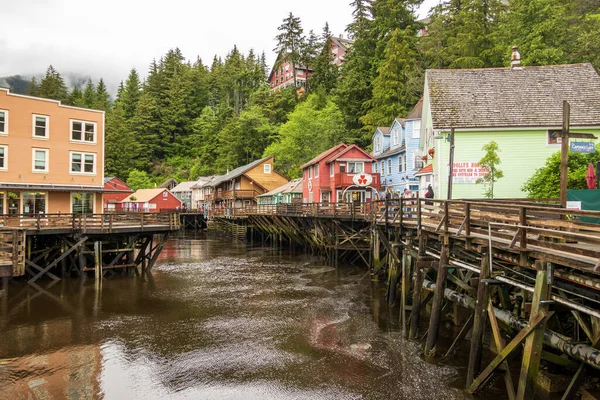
top-left (405, 97), bottom-right (423, 120)
top-left (426, 63), bottom-right (600, 129)
top-left (377, 127), bottom-right (391, 135)
top-left (104, 176), bottom-right (115, 184)
top-left (330, 36), bottom-right (353, 52)
top-left (257, 178), bottom-right (303, 197)
top-left (375, 145), bottom-right (405, 160)
top-left (171, 181), bottom-right (198, 192)
top-left (190, 176), bottom-right (217, 190)
top-left (208, 156), bottom-right (273, 187)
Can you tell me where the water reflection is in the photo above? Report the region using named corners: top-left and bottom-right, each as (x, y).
top-left (0, 232), bottom-right (472, 399)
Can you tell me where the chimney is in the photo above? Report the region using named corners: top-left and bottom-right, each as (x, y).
top-left (511, 46), bottom-right (521, 69)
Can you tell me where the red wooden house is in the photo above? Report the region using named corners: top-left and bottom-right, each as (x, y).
top-left (120, 188), bottom-right (182, 212)
top-left (301, 144), bottom-right (380, 203)
top-left (103, 177), bottom-right (133, 212)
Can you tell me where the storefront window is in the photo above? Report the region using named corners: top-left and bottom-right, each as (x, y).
top-left (0, 192), bottom-right (4, 214)
top-left (23, 192), bottom-right (46, 215)
top-left (72, 192), bottom-right (94, 214)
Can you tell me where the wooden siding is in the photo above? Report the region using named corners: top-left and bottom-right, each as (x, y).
top-left (245, 158), bottom-right (289, 192)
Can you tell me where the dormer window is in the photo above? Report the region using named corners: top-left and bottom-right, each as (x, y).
top-left (264, 164), bottom-right (272, 174)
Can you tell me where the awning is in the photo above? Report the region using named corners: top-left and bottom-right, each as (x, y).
top-left (0, 183), bottom-right (105, 192)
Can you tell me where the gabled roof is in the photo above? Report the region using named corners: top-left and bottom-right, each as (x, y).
top-left (330, 36), bottom-right (354, 52)
top-left (325, 144), bottom-right (376, 163)
top-left (104, 176), bottom-right (116, 184)
top-left (191, 176), bottom-right (217, 190)
top-left (301, 143), bottom-right (348, 169)
top-left (378, 127), bottom-right (391, 135)
top-left (122, 188), bottom-right (180, 203)
top-left (256, 178), bottom-right (303, 197)
top-left (405, 97), bottom-right (423, 120)
top-left (209, 156), bottom-right (273, 187)
top-left (171, 181), bottom-right (198, 192)
top-left (159, 178), bottom-right (177, 188)
top-left (426, 63), bottom-right (600, 129)
top-left (393, 118), bottom-right (406, 127)
top-left (375, 145), bottom-right (405, 160)
top-left (415, 164), bottom-right (433, 176)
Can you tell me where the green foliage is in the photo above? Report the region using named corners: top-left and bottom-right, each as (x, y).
top-left (263, 92), bottom-right (347, 178)
top-left (126, 169), bottom-right (154, 191)
top-left (475, 141), bottom-right (504, 198)
top-left (94, 78), bottom-right (111, 111)
top-left (274, 13), bottom-right (305, 88)
top-left (37, 65), bottom-right (68, 102)
top-left (522, 148), bottom-right (600, 198)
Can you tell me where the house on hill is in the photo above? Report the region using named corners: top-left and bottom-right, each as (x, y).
top-left (302, 144), bottom-right (380, 203)
top-left (103, 177), bottom-right (133, 212)
top-left (171, 181), bottom-right (198, 210)
top-left (372, 99), bottom-right (423, 195)
top-left (206, 156), bottom-right (289, 209)
top-left (120, 188), bottom-right (182, 212)
top-left (268, 53), bottom-right (312, 91)
top-left (420, 53), bottom-right (600, 199)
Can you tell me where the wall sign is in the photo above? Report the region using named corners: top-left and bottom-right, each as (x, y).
top-left (352, 173), bottom-right (373, 186)
top-left (452, 162), bottom-right (488, 184)
top-left (570, 142), bottom-right (595, 153)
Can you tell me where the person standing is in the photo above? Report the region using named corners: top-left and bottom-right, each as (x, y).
top-left (425, 184), bottom-right (434, 205)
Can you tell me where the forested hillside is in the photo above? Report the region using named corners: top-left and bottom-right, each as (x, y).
top-left (15, 0), bottom-right (600, 186)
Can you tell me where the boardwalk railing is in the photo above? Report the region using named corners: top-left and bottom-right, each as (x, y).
top-left (213, 198), bottom-right (600, 274)
top-left (0, 212), bottom-right (181, 233)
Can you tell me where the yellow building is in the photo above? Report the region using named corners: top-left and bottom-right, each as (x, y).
top-left (0, 88), bottom-right (105, 214)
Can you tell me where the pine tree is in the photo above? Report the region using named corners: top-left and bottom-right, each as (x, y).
top-left (26, 77), bottom-right (39, 96)
top-left (120, 69), bottom-right (142, 119)
top-left (68, 85), bottom-right (84, 107)
top-left (82, 79), bottom-right (96, 108)
top-left (274, 12), bottom-right (305, 88)
top-left (94, 78), bottom-right (111, 111)
top-left (310, 22), bottom-right (339, 94)
top-left (37, 65), bottom-right (68, 102)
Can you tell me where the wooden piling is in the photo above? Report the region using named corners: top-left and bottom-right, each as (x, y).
top-left (466, 251), bottom-right (491, 387)
top-left (424, 241), bottom-right (449, 358)
top-left (94, 241), bottom-right (102, 284)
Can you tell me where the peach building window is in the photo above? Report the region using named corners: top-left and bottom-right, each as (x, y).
top-left (0, 145), bottom-right (7, 170)
top-left (71, 152), bottom-right (95, 174)
top-left (0, 110), bottom-right (7, 135)
top-left (32, 148), bottom-right (49, 172)
top-left (71, 120), bottom-right (96, 143)
top-left (33, 115), bottom-right (49, 139)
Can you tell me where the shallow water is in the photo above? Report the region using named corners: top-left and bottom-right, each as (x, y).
top-left (0, 232), bottom-right (477, 399)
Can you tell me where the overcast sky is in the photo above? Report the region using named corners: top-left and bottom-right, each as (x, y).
top-left (1, 0), bottom-right (439, 93)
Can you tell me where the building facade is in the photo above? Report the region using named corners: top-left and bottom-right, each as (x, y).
top-left (171, 181), bottom-right (197, 210)
top-left (268, 55), bottom-right (312, 91)
top-left (120, 188), bottom-right (182, 212)
top-left (0, 88), bottom-right (105, 215)
top-left (103, 177), bottom-right (133, 211)
top-left (256, 178), bottom-right (303, 205)
top-left (419, 60), bottom-right (600, 199)
top-left (372, 100), bottom-right (423, 196)
top-left (302, 144), bottom-right (380, 203)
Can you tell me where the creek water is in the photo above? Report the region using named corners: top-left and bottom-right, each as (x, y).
top-left (0, 232), bottom-right (487, 399)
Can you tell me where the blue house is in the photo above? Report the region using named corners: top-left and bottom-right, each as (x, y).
top-left (372, 99), bottom-right (424, 196)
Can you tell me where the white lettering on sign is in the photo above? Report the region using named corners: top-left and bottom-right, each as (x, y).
top-left (452, 162), bottom-right (488, 184)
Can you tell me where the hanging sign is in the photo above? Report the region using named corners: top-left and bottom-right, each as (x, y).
top-left (570, 142), bottom-right (595, 153)
top-left (352, 173), bottom-right (373, 186)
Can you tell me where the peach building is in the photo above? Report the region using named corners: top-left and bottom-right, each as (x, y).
top-left (0, 88), bottom-right (105, 214)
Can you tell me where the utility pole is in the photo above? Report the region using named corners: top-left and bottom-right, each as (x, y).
top-left (448, 128), bottom-right (455, 200)
top-left (560, 101), bottom-right (570, 208)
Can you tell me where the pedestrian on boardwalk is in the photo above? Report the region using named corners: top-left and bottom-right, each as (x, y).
top-left (425, 184), bottom-right (434, 206)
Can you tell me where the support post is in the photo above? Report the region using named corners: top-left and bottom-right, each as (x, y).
top-left (94, 241), bottom-right (102, 284)
top-left (400, 247), bottom-right (411, 333)
top-left (409, 234), bottom-right (427, 339)
top-left (466, 250), bottom-right (491, 387)
top-left (516, 261), bottom-right (552, 400)
top-left (425, 240), bottom-right (449, 358)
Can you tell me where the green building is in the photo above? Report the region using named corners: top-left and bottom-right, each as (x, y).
top-left (256, 178), bottom-right (303, 205)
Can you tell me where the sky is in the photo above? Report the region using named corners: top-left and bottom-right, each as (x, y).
top-left (0, 0), bottom-right (439, 94)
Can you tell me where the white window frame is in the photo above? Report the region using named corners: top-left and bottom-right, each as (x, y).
top-left (387, 159), bottom-right (392, 174)
top-left (32, 114), bottom-right (49, 139)
top-left (32, 148), bottom-right (49, 173)
top-left (330, 163), bottom-right (334, 177)
top-left (314, 164), bottom-right (319, 178)
top-left (399, 155), bottom-right (404, 172)
top-left (70, 192), bottom-right (95, 214)
top-left (264, 163), bottom-right (272, 174)
top-left (308, 167), bottom-right (312, 179)
top-left (0, 145), bottom-right (7, 170)
top-left (0, 109), bottom-right (8, 136)
top-left (70, 119), bottom-right (97, 144)
top-left (393, 128), bottom-right (398, 146)
top-left (347, 162), bottom-right (364, 174)
top-left (70, 151), bottom-right (96, 175)
top-left (374, 162), bottom-right (378, 173)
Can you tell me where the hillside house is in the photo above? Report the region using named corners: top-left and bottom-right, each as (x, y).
top-left (302, 144), bottom-right (380, 203)
top-left (420, 56), bottom-right (600, 199)
top-left (0, 88), bottom-right (105, 214)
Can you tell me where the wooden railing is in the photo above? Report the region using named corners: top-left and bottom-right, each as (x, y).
top-left (213, 198), bottom-right (600, 274)
top-left (0, 212), bottom-right (181, 233)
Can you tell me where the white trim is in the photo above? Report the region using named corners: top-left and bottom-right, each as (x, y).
top-left (0, 109), bottom-right (8, 136)
top-left (436, 125), bottom-right (600, 133)
top-left (263, 163), bottom-right (271, 174)
top-left (0, 145), bottom-right (7, 171)
top-left (0, 88), bottom-right (105, 114)
top-left (69, 151), bottom-right (97, 175)
top-left (32, 114), bottom-right (49, 140)
top-left (69, 192), bottom-right (95, 214)
top-left (70, 119), bottom-right (97, 144)
top-left (32, 148), bottom-right (49, 173)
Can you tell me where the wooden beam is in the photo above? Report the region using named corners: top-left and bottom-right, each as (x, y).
top-left (488, 303), bottom-right (517, 400)
top-left (425, 242), bottom-right (450, 358)
top-left (467, 252), bottom-right (491, 387)
top-left (28, 236), bottom-right (88, 284)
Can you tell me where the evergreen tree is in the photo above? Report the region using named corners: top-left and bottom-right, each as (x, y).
top-left (68, 85), bottom-right (84, 107)
top-left (361, 28), bottom-right (422, 131)
top-left (105, 104), bottom-right (146, 177)
top-left (120, 69), bottom-right (142, 119)
top-left (26, 77), bottom-right (39, 96)
top-left (82, 79), bottom-right (96, 108)
top-left (274, 12), bottom-right (305, 88)
top-left (310, 23), bottom-right (339, 94)
top-left (94, 78), bottom-right (111, 111)
top-left (37, 65), bottom-right (68, 102)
